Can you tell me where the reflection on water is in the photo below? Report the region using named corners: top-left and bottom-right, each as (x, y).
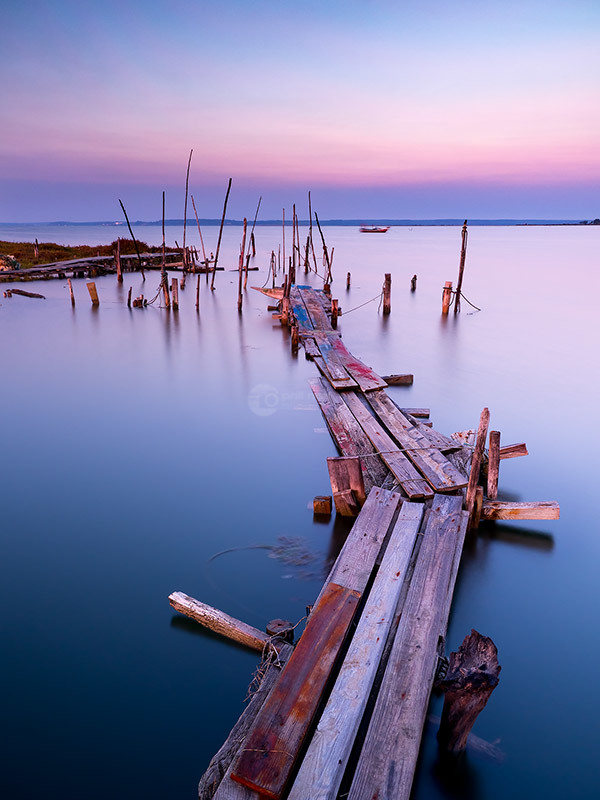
top-left (1, 225), bottom-right (599, 800)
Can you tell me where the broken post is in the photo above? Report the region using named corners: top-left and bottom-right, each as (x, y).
top-left (331, 298), bottom-right (339, 329)
top-left (237, 218), bottom-right (248, 313)
top-left (127, 286), bottom-right (132, 308)
top-left (67, 279), bottom-right (75, 306)
top-left (466, 408), bottom-right (490, 527)
top-left (210, 177), bottom-right (232, 290)
top-left (327, 456), bottom-right (366, 516)
top-left (383, 273), bottom-right (391, 314)
top-left (411, 274), bottom-right (417, 291)
top-left (437, 629), bottom-right (501, 753)
top-left (454, 220), bottom-right (468, 313)
top-left (442, 281), bottom-right (453, 314)
top-left (115, 237), bottom-right (122, 283)
top-left (346, 272), bottom-right (351, 289)
top-left (487, 430), bottom-right (501, 500)
top-left (171, 277), bottom-right (179, 311)
top-left (86, 282), bottom-right (99, 306)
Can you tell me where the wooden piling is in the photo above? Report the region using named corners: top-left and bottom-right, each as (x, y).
top-left (346, 272), bottom-right (351, 289)
top-left (442, 281), bottom-right (453, 314)
top-left (211, 177), bottom-right (232, 290)
top-left (331, 298), bottom-right (339, 329)
top-left (127, 286), bottom-right (132, 308)
top-left (191, 194), bottom-right (208, 266)
top-left (195, 273), bottom-right (200, 311)
top-left (291, 323), bottom-right (299, 352)
top-left (411, 274), bottom-right (417, 291)
top-left (115, 237), bottom-right (122, 282)
top-left (313, 496), bottom-right (332, 515)
top-left (437, 630), bottom-right (501, 753)
top-left (171, 277), bottom-right (179, 311)
top-left (34, 238), bottom-right (39, 259)
top-left (182, 148), bottom-right (193, 279)
top-left (237, 218), bottom-right (248, 313)
top-left (86, 282), bottom-right (99, 306)
top-left (466, 408), bottom-right (490, 524)
top-left (487, 430), bottom-right (501, 500)
top-left (118, 198), bottom-right (145, 280)
top-left (327, 456), bottom-right (366, 516)
top-left (383, 273), bottom-right (391, 314)
top-left (454, 220), bottom-right (468, 313)
top-left (67, 278), bottom-right (75, 306)
top-left (161, 191), bottom-right (170, 308)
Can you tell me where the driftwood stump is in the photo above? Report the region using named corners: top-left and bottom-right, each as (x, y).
top-left (437, 629), bottom-right (501, 753)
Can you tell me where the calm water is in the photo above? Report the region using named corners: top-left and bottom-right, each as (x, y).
top-left (1, 223), bottom-right (599, 799)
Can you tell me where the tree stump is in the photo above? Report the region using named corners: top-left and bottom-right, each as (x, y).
top-left (437, 629), bottom-right (501, 753)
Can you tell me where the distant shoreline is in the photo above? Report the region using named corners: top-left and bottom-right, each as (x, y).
top-left (0, 218), bottom-right (597, 228)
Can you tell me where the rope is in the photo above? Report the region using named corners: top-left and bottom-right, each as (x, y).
top-left (342, 290), bottom-right (384, 316)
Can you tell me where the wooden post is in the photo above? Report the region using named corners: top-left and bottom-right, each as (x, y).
top-left (118, 198), bottom-right (145, 280)
top-left (251, 231), bottom-right (256, 257)
top-left (313, 496), bottom-right (332, 515)
top-left (237, 218), bottom-right (248, 313)
top-left (314, 211), bottom-right (332, 283)
top-left (442, 281), bottom-right (453, 314)
top-left (346, 272), bottom-right (351, 289)
top-left (127, 286), bottom-right (132, 308)
top-left (304, 235), bottom-right (310, 273)
top-left (34, 238), bottom-right (39, 259)
top-left (282, 207), bottom-right (286, 275)
top-left (487, 431), bottom-right (501, 500)
top-left (308, 190), bottom-right (318, 272)
top-left (67, 279), bottom-right (75, 306)
top-left (383, 273), bottom-right (391, 314)
top-left (327, 456), bottom-right (366, 516)
top-left (86, 282), bottom-right (99, 306)
top-left (454, 220), bottom-right (468, 313)
top-left (437, 630), bottom-right (501, 753)
top-left (411, 274), bottom-right (417, 291)
top-left (291, 323), bottom-right (299, 352)
top-left (191, 194), bottom-right (207, 265)
top-left (115, 237), bottom-right (122, 282)
top-left (466, 408), bottom-right (490, 523)
top-left (182, 148), bottom-right (193, 279)
top-left (210, 177), bottom-right (232, 290)
top-left (161, 191), bottom-right (170, 308)
top-left (331, 298), bottom-right (339, 329)
top-left (171, 277), bottom-right (179, 311)
top-left (195, 273), bottom-right (200, 311)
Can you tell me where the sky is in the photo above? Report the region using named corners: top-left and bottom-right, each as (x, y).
top-left (2, 0), bottom-right (599, 221)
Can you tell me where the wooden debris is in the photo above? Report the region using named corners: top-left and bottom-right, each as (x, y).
top-left (465, 408), bottom-right (490, 520)
top-left (327, 456), bottom-right (366, 516)
top-left (8, 288), bottom-right (45, 299)
top-left (313, 496), bottom-right (332, 515)
top-left (499, 442), bottom-right (528, 459)
top-left (168, 592), bottom-right (272, 653)
top-left (481, 501), bottom-right (560, 521)
top-left (437, 629), bottom-right (501, 753)
top-left (266, 620), bottom-right (294, 643)
top-left (327, 335), bottom-right (387, 392)
top-left (382, 373), bottom-right (414, 385)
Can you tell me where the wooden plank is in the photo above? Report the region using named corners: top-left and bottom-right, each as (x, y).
top-left (310, 378), bottom-right (390, 491)
top-left (200, 643), bottom-right (294, 800)
top-left (481, 501), bottom-right (560, 520)
top-left (302, 337), bottom-right (320, 359)
top-left (288, 503), bottom-right (424, 800)
top-left (327, 456), bottom-right (366, 516)
top-left (342, 392), bottom-right (433, 499)
top-left (313, 332), bottom-right (355, 384)
top-left (399, 407), bottom-right (461, 452)
top-left (298, 286), bottom-right (333, 330)
top-left (313, 356), bottom-right (357, 391)
top-left (382, 374), bottom-right (414, 386)
top-left (499, 442), bottom-right (528, 460)
top-left (365, 390), bottom-right (468, 491)
top-left (289, 286), bottom-right (315, 335)
top-left (401, 407), bottom-right (430, 418)
top-left (168, 592), bottom-right (271, 653)
top-left (316, 486), bottom-right (402, 603)
top-left (327, 335), bottom-right (387, 392)
top-left (348, 495), bottom-right (469, 800)
top-left (231, 582), bottom-right (361, 799)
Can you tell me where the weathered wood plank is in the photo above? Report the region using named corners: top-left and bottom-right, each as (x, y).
top-left (298, 286), bottom-right (333, 330)
top-left (199, 644), bottom-right (294, 800)
top-left (315, 486), bottom-right (402, 603)
top-left (327, 335), bottom-right (387, 392)
top-left (288, 503), bottom-right (424, 800)
top-left (302, 337), bottom-right (320, 359)
top-left (327, 456), bottom-right (366, 516)
top-left (365, 390), bottom-right (468, 491)
top-left (401, 407), bottom-right (430, 418)
top-left (169, 593), bottom-right (272, 653)
top-left (382, 374), bottom-right (414, 386)
top-left (466, 408), bottom-right (490, 517)
top-left (481, 501), bottom-right (560, 520)
top-left (348, 495), bottom-right (469, 800)
top-left (499, 442), bottom-right (528, 460)
top-left (231, 583), bottom-right (361, 799)
top-left (310, 378), bottom-right (390, 491)
top-left (313, 331), bottom-right (355, 383)
top-left (313, 357), bottom-right (357, 391)
top-left (342, 392), bottom-right (433, 499)
top-left (289, 286), bottom-right (315, 335)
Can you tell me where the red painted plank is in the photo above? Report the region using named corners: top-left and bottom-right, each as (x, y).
top-left (230, 582), bottom-right (360, 799)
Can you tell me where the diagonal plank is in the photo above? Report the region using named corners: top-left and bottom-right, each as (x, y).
top-left (327, 334), bottom-right (388, 392)
top-left (313, 331), bottom-right (356, 384)
top-left (348, 495), bottom-right (469, 800)
top-left (365, 390), bottom-right (468, 491)
top-left (310, 378), bottom-right (390, 491)
top-left (288, 502), bottom-right (424, 800)
top-left (230, 582), bottom-right (360, 799)
top-left (342, 392), bottom-right (433, 499)
top-left (298, 286), bottom-right (333, 331)
top-left (289, 286), bottom-right (315, 335)
top-left (313, 355), bottom-right (358, 391)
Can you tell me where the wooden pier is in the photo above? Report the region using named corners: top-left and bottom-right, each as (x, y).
top-left (170, 282), bottom-right (559, 800)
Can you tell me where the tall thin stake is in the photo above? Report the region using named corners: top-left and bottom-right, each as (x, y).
top-left (118, 199), bottom-right (145, 280)
top-left (308, 191), bottom-right (317, 271)
top-left (237, 218), bottom-right (248, 313)
top-left (182, 148), bottom-right (193, 275)
top-left (282, 208), bottom-right (286, 275)
top-left (455, 219), bottom-right (468, 313)
top-left (314, 211), bottom-right (332, 283)
top-left (211, 178), bottom-right (232, 290)
top-left (191, 194), bottom-right (207, 264)
top-left (161, 192), bottom-right (170, 308)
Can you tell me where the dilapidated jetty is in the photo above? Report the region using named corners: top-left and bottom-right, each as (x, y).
top-left (170, 282), bottom-right (558, 800)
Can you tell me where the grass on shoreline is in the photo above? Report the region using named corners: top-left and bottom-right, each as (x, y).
top-left (0, 239), bottom-right (161, 269)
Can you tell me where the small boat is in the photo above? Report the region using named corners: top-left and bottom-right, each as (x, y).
top-left (359, 226), bottom-right (390, 233)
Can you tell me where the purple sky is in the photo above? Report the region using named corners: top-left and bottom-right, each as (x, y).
top-left (2, 0), bottom-right (599, 221)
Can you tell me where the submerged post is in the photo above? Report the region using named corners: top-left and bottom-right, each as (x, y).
top-left (331, 298), bottom-right (339, 329)
top-left (67, 279), bottom-right (75, 306)
top-left (383, 273), bottom-right (391, 314)
top-left (346, 272), bottom-right (351, 289)
top-left (171, 277), bottom-right (179, 311)
top-left (86, 282), bottom-right (99, 306)
top-left (454, 220), bottom-right (468, 313)
top-left (115, 237), bottom-right (122, 283)
top-left (442, 281), bottom-right (453, 314)
top-left (411, 274), bottom-right (417, 291)
top-left (437, 629), bottom-right (501, 753)
top-left (487, 431), bottom-right (501, 500)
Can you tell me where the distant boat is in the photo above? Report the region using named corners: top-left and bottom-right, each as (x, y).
top-left (359, 226), bottom-right (390, 233)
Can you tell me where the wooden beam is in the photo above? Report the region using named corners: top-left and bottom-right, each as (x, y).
top-left (481, 501), bottom-right (560, 521)
top-left (327, 335), bottom-right (387, 392)
top-left (348, 495), bottom-right (469, 800)
top-left (499, 442), bottom-right (528, 460)
top-left (382, 374), bottom-right (414, 386)
top-left (168, 592), bottom-right (272, 653)
top-left (487, 430), bottom-right (501, 500)
top-left (465, 408), bottom-right (490, 516)
top-left (287, 503), bottom-right (424, 800)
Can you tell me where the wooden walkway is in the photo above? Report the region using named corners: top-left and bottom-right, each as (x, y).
top-left (0, 251), bottom-right (181, 281)
top-left (171, 282), bottom-right (559, 800)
